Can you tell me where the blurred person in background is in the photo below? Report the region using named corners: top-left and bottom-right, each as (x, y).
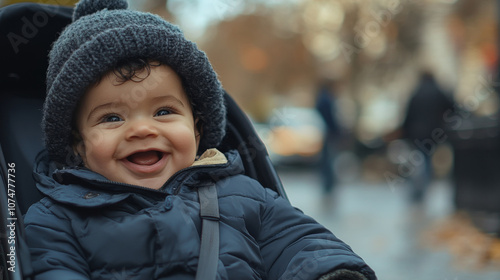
top-left (315, 80), bottom-right (342, 195)
top-left (400, 70), bottom-right (455, 204)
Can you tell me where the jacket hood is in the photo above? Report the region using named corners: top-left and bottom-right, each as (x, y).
top-left (32, 149), bottom-right (244, 208)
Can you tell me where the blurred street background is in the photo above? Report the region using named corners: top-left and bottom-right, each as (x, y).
top-left (3, 0), bottom-right (500, 279)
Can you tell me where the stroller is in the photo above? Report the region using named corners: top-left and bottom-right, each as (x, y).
top-left (0, 3), bottom-right (286, 280)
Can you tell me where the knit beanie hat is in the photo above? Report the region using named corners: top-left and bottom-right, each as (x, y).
top-left (43, 0), bottom-right (226, 164)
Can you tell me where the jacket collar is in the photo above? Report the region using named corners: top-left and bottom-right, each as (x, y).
top-left (33, 149), bottom-right (243, 208)
top-left (192, 148), bottom-right (228, 166)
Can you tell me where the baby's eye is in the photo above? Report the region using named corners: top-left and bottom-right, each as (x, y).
top-left (102, 115), bottom-right (122, 123)
top-left (155, 109), bottom-right (172, 117)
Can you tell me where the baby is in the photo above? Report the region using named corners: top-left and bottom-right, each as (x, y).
top-left (23, 0), bottom-right (377, 279)
top-left (72, 61), bottom-right (199, 190)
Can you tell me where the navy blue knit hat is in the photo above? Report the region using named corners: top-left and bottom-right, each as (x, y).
top-left (43, 0), bottom-right (226, 164)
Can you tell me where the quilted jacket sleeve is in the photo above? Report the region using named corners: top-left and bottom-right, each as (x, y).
top-left (258, 189), bottom-right (376, 280)
top-left (23, 199), bottom-right (90, 280)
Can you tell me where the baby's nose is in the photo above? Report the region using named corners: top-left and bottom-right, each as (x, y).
top-left (125, 119), bottom-right (159, 139)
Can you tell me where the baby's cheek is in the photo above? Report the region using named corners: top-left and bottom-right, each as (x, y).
top-left (182, 131), bottom-right (199, 155)
top-left (83, 142), bottom-right (117, 181)
top-left (81, 131), bottom-right (117, 167)
top-left (169, 128), bottom-right (198, 164)
top-left (83, 129), bottom-right (108, 152)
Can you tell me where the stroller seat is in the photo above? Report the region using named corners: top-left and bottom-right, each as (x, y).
top-left (0, 3), bottom-right (285, 280)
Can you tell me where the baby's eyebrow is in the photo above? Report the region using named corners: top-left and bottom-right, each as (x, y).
top-left (153, 95), bottom-right (185, 107)
top-left (87, 102), bottom-right (123, 121)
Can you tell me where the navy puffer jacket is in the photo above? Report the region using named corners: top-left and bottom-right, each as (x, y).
top-left (24, 149), bottom-right (376, 279)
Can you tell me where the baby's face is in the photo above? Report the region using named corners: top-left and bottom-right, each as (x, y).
top-left (74, 65), bottom-right (200, 189)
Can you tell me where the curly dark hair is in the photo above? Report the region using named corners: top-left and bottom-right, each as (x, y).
top-left (86, 58), bottom-right (160, 87)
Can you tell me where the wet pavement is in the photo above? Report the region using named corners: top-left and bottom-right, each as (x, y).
top-left (277, 166), bottom-right (500, 280)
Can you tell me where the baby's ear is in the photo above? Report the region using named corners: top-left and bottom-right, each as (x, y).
top-left (71, 130), bottom-right (87, 164)
top-left (194, 118), bottom-right (202, 149)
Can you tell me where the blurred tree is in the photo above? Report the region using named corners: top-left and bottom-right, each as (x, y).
top-left (202, 13), bottom-right (317, 121)
top-left (198, 0), bottom-right (431, 132)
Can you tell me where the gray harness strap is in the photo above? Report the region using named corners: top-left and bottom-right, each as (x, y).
top-left (196, 184), bottom-right (220, 280)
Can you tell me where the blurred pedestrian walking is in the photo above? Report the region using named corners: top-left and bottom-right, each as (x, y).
top-left (401, 70), bottom-right (454, 203)
top-left (315, 80), bottom-right (341, 194)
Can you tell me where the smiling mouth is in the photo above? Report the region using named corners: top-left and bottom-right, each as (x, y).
top-left (127, 151), bottom-right (164, 166)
